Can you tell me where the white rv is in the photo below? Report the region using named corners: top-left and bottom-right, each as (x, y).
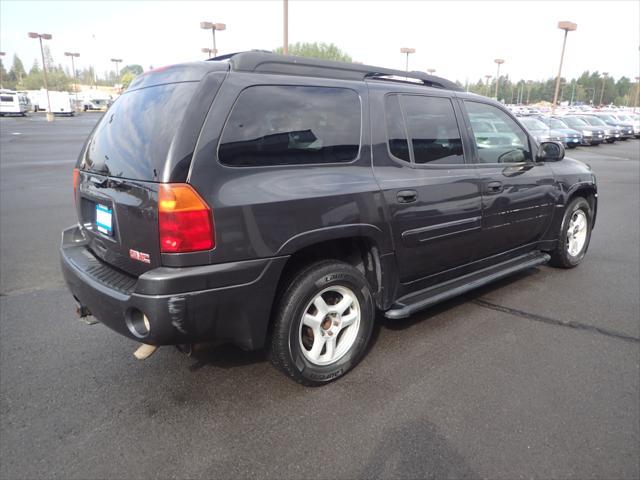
top-left (0, 90), bottom-right (30, 116)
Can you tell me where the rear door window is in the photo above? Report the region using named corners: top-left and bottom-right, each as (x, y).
top-left (81, 82), bottom-right (198, 180)
top-left (384, 94), bottom-right (464, 165)
top-left (218, 85), bottom-right (361, 167)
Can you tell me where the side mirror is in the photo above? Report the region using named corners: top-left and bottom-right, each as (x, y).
top-left (536, 141), bottom-right (565, 162)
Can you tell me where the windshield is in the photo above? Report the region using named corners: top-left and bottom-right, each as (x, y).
top-left (583, 116), bottom-right (606, 126)
top-left (80, 82), bottom-right (198, 180)
top-left (547, 118), bottom-right (568, 129)
top-left (596, 114), bottom-right (616, 123)
top-left (564, 117), bottom-right (588, 128)
top-left (520, 117), bottom-right (548, 131)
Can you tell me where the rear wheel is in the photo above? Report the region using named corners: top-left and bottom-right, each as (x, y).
top-left (269, 260), bottom-right (375, 386)
top-left (549, 197), bottom-right (592, 268)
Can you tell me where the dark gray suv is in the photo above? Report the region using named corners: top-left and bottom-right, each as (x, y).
top-left (61, 52), bottom-right (597, 385)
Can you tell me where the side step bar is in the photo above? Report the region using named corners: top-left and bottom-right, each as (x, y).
top-left (385, 251), bottom-right (550, 319)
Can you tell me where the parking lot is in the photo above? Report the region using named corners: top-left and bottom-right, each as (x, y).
top-left (1, 113), bottom-right (638, 479)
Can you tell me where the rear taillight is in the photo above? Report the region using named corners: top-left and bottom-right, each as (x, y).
top-left (158, 184), bottom-right (214, 253)
top-left (73, 168), bottom-right (79, 203)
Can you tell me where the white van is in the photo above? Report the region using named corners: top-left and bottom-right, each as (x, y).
top-left (0, 90), bottom-right (30, 116)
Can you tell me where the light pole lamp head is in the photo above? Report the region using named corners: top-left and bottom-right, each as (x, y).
top-left (494, 58), bottom-right (505, 65)
top-left (427, 68), bottom-right (436, 74)
top-left (485, 75), bottom-right (492, 80)
top-left (200, 21), bottom-right (213, 30)
top-left (111, 58), bottom-right (122, 63)
top-left (213, 23), bottom-right (226, 31)
top-left (64, 52), bottom-right (80, 57)
top-left (28, 32), bottom-right (52, 40)
top-left (558, 21), bottom-right (577, 32)
top-left (400, 47), bottom-right (415, 54)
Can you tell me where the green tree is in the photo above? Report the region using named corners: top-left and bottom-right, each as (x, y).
top-left (274, 42), bottom-right (352, 62)
top-left (121, 64), bottom-right (143, 76)
top-left (121, 71), bottom-right (136, 89)
top-left (9, 54), bottom-right (26, 87)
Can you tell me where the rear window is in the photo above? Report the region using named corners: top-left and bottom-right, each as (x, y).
top-left (81, 82), bottom-right (198, 180)
top-left (218, 85), bottom-right (361, 167)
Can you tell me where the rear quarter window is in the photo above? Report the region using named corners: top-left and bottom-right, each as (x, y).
top-left (218, 85), bottom-right (361, 167)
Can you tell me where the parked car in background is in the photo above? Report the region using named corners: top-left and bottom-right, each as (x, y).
top-left (577, 115), bottom-right (620, 143)
top-left (60, 52), bottom-right (597, 386)
top-left (590, 113), bottom-right (635, 139)
top-left (0, 90), bottom-right (30, 116)
top-left (535, 116), bottom-right (582, 148)
top-left (518, 116), bottom-right (567, 144)
top-left (557, 116), bottom-right (605, 145)
top-left (617, 113), bottom-right (640, 138)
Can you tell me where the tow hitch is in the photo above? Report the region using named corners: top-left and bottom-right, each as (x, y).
top-left (75, 302), bottom-right (99, 325)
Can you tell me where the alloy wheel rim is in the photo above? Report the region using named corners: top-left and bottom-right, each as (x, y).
top-left (566, 210), bottom-right (588, 257)
top-left (298, 286), bottom-right (361, 366)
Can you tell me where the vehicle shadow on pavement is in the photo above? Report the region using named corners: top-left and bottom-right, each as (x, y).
top-left (360, 417), bottom-right (481, 479)
top-left (375, 267), bottom-right (542, 333)
top-left (182, 268), bottom-right (543, 372)
top-left (183, 343), bottom-right (267, 372)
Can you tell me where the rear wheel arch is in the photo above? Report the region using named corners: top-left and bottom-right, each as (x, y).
top-left (275, 235), bottom-right (385, 308)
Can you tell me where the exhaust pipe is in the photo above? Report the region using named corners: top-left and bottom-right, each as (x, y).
top-left (133, 343), bottom-right (158, 360)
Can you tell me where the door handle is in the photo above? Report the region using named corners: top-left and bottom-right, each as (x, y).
top-left (397, 190), bottom-right (418, 203)
top-left (485, 181), bottom-right (503, 194)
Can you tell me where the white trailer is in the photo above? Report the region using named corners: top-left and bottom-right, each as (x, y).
top-left (0, 90), bottom-right (30, 116)
top-left (48, 91), bottom-right (74, 115)
top-left (23, 90), bottom-right (74, 115)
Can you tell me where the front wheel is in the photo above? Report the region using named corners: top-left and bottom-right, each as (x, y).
top-left (269, 260), bottom-right (375, 386)
top-left (548, 197), bottom-right (592, 268)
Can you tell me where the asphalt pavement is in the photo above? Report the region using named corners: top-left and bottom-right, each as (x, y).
top-left (1, 113), bottom-right (638, 479)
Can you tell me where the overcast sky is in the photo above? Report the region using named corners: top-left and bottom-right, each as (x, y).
top-left (1, 0), bottom-right (639, 83)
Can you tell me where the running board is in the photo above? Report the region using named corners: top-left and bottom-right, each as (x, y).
top-left (385, 251), bottom-right (550, 319)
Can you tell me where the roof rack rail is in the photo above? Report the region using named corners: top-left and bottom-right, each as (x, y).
top-left (209, 51), bottom-right (462, 91)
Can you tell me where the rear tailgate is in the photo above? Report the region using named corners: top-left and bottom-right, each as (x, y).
top-left (74, 80), bottom-right (202, 276)
top-left (76, 171), bottom-right (161, 276)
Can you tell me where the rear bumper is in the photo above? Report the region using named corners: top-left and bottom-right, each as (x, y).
top-left (60, 225), bottom-right (288, 350)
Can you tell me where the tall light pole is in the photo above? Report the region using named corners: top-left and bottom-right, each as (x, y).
top-left (484, 75), bottom-right (492, 97)
top-left (64, 52), bottom-right (80, 111)
top-left (526, 80), bottom-right (532, 105)
top-left (0, 51), bottom-right (5, 88)
top-left (200, 21), bottom-right (226, 56)
top-left (494, 58), bottom-right (504, 100)
top-left (599, 72), bottom-right (608, 106)
top-left (551, 21), bottom-right (577, 113)
top-left (201, 47), bottom-right (217, 58)
top-left (569, 80), bottom-right (576, 106)
top-left (28, 32), bottom-right (54, 122)
top-left (110, 58), bottom-right (122, 85)
top-left (634, 76), bottom-right (639, 112)
top-left (400, 47), bottom-right (415, 74)
top-left (283, 0), bottom-right (289, 55)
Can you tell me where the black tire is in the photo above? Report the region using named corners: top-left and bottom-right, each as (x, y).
top-left (548, 197), bottom-right (592, 268)
top-left (269, 260), bottom-right (375, 386)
